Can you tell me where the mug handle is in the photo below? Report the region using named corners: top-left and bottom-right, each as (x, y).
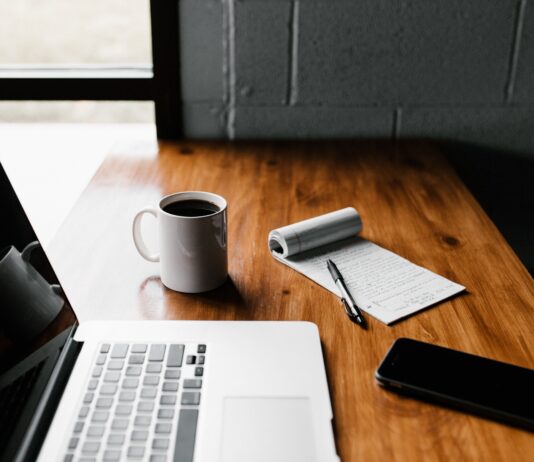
top-left (132, 207), bottom-right (160, 262)
top-left (21, 241), bottom-right (40, 262)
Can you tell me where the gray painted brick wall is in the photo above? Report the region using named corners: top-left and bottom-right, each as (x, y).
top-left (234, 106), bottom-right (393, 138)
top-left (234, 1), bottom-right (291, 105)
top-left (180, 0), bottom-right (534, 154)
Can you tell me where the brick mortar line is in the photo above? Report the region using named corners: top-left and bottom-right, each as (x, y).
top-left (287, 0), bottom-right (299, 106)
top-left (225, 0), bottom-right (237, 139)
top-left (221, 0), bottom-right (230, 107)
top-left (505, 0), bottom-right (528, 103)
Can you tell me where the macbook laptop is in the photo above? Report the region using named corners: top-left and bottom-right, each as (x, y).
top-left (0, 163), bottom-right (339, 462)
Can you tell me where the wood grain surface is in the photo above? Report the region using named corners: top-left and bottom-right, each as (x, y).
top-left (49, 140), bottom-right (534, 461)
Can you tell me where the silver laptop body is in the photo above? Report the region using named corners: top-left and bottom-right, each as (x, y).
top-left (0, 164), bottom-right (339, 462)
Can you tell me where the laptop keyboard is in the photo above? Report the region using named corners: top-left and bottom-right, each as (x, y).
top-left (64, 343), bottom-right (206, 462)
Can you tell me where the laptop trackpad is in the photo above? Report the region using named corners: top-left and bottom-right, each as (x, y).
top-left (221, 397), bottom-right (317, 462)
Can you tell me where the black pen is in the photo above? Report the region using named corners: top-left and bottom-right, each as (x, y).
top-left (327, 259), bottom-right (366, 327)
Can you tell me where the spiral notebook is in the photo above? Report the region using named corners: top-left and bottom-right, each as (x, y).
top-left (268, 208), bottom-right (465, 325)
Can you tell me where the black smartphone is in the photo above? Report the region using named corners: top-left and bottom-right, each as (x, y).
top-left (375, 338), bottom-right (534, 431)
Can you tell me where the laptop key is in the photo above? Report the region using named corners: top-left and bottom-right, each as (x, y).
top-left (146, 363), bottom-right (162, 373)
top-left (131, 430), bottom-right (149, 441)
top-left (148, 344), bottom-right (166, 362)
top-left (111, 418), bottom-right (129, 430)
top-left (110, 344), bottom-right (128, 358)
top-left (128, 446), bottom-right (145, 458)
top-left (119, 391), bottom-right (136, 402)
top-left (167, 344), bottom-right (184, 367)
top-left (155, 423), bottom-right (172, 434)
top-left (107, 434), bottom-right (125, 446)
top-left (116, 404), bottom-right (133, 415)
top-left (198, 355), bottom-right (205, 365)
top-left (181, 392), bottom-right (200, 405)
top-left (160, 395), bottom-right (176, 405)
top-left (132, 344), bottom-right (147, 353)
top-left (100, 344), bottom-right (111, 353)
top-left (149, 456), bottom-right (166, 462)
top-left (79, 406), bottom-right (90, 418)
top-left (87, 425), bottom-right (105, 437)
top-left (104, 371), bottom-right (121, 382)
top-left (82, 441), bottom-right (100, 454)
top-left (183, 379), bottom-right (202, 389)
top-left (197, 344), bottom-right (206, 354)
top-left (96, 397), bottom-right (113, 409)
top-left (107, 360), bottom-right (124, 370)
top-left (162, 381), bottom-right (178, 392)
top-left (100, 384), bottom-right (118, 395)
top-left (134, 415), bottom-right (151, 427)
top-left (103, 450), bottom-right (121, 461)
top-left (122, 378), bottom-right (140, 389)
top-left (157, 408), bottom-right (174, 419)
top-left (68, 437), bottom-right (79, 449)
top-left (137, 401), bottom-right (154, 413)
top-left (87, 379), bottom-right (99, 390)
top-left (141, 387), bottom-right (157, 399)
top-left (126, 366), bottom-right (142, 376)
top-left (143, 375), bottom-right (160, 386)
top-left (95, 354), bottom-right (107, 365)
top-left (73, 421), bottom-right (84, 433)
top-left (92, 366), bottom-right (103, 378)
top-left (194, 367), bottom-right (203, 377)
top-left (152, 438), bottom-right (169, 450)
top-left (129, 355), bottom-right (145, 365)
top-left (83, 393), bottom-right (94, 404)
top-left (92, 411), bottom-right (110, 423)
top-left (164, 369), bottom-right (180, 380)
top-left (186, 355), bottom-right (196, 365)
top-left (64, 455), bottom-right (74, 462)
top-left (174, 409), bottom-right (198, 462)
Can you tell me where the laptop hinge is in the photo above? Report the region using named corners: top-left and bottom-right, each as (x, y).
top-left (15, 324), bottom-right (83, 462)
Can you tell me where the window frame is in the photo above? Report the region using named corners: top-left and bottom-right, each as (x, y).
top-left (0, 0), bottom-right (182, 139)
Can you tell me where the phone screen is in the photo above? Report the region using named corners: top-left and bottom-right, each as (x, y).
top-left (376, 338), bottom-right (534, 429)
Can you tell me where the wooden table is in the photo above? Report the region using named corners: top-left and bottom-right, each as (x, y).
top-left (49, 140), bottom-right (534, 461)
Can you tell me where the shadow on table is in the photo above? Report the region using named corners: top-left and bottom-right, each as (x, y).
top-left (191, 276), bottom-right (248, 313)
top-left (440, 142), bottom-right (534, 276)
top-left (138, 274), bottom-right (249, 320)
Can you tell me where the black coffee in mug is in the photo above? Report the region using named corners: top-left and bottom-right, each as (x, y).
top-left (163, 199), bottom-right (220, 217)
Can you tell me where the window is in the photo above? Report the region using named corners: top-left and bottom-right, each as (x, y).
top-left (0, 0), bottom-right (181, 138)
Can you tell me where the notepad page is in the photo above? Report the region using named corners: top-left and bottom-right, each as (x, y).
top-left (273, 237), bottom-right (465, 324)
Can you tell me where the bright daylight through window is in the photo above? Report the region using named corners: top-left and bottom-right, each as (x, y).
top-left (0, 0), bottom-right (154, 122)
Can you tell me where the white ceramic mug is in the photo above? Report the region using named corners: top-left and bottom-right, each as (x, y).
top-left (132, 191), bottom-right (228, 293)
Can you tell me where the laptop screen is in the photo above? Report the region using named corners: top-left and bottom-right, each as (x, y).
top-left (0, 163), bottom-right (77, 372)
